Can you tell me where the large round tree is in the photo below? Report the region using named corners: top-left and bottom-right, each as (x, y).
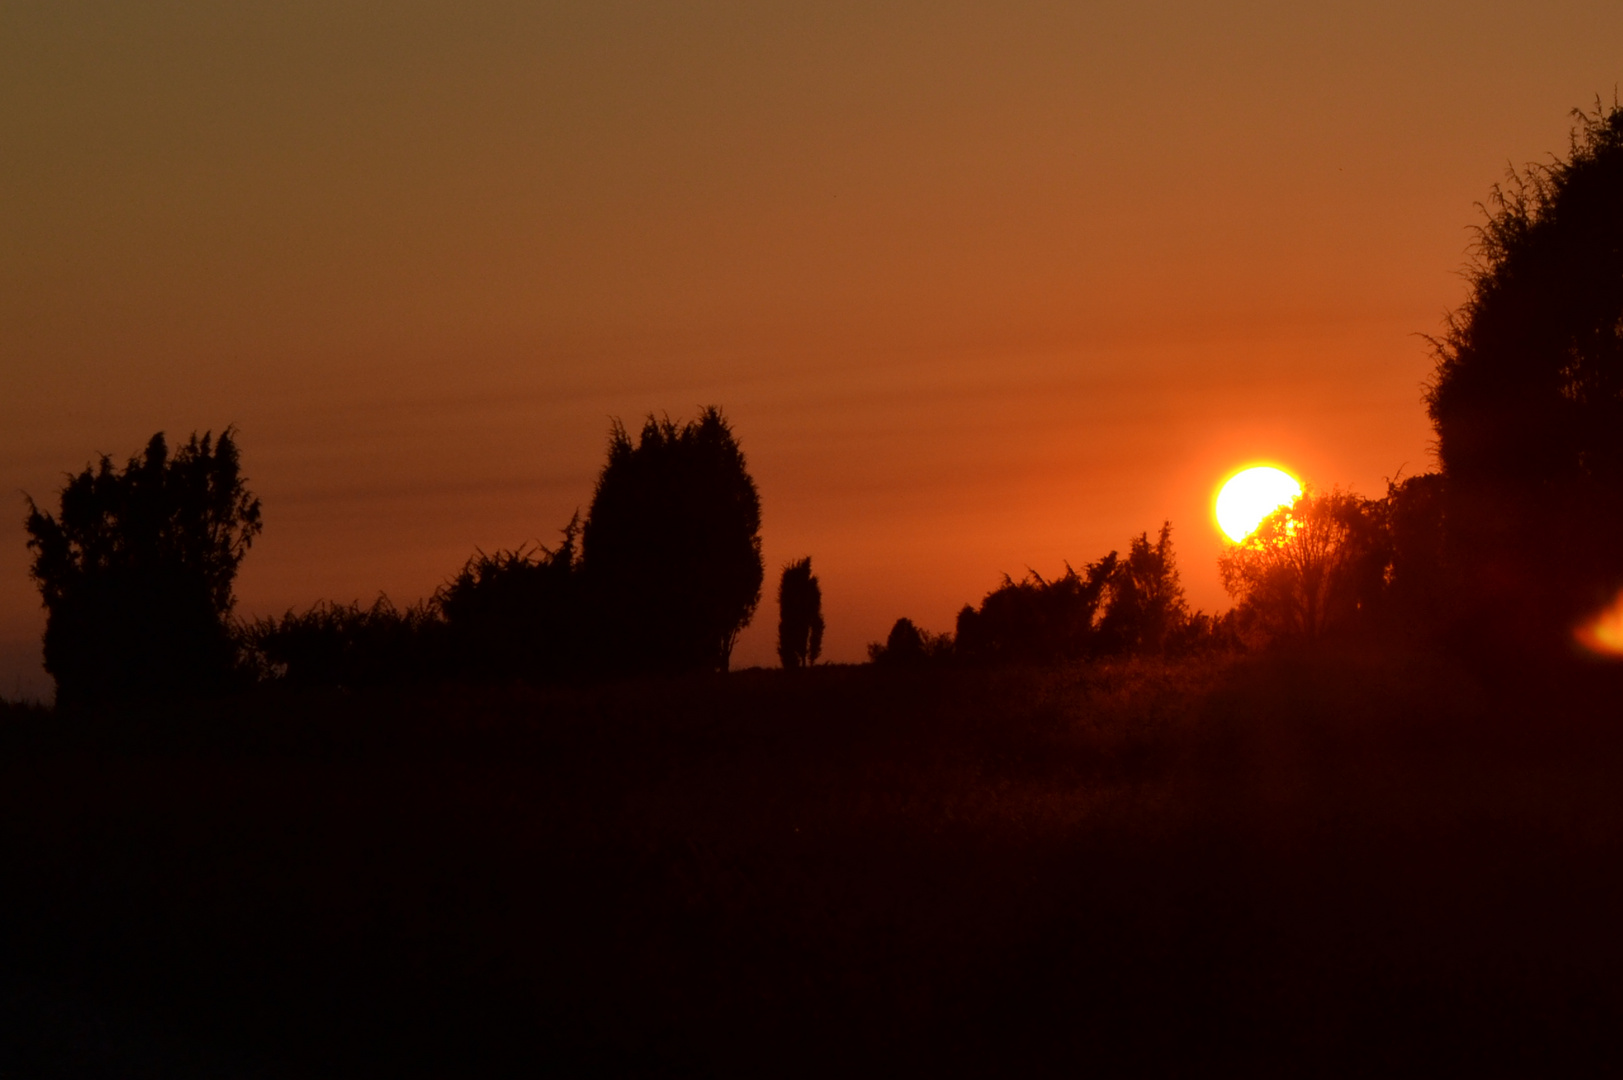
top-left (1426, 103), bottom-right (1623, 636)
top-left (582, 407), bottom-right (763, 674)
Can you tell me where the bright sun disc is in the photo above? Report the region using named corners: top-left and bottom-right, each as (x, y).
top-left (1216, 466), bottom-right (1302, 542)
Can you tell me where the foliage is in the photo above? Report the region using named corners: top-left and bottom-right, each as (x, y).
top-left (247, 596), bottom-right (444, 690)
top-left (1098, 522), bottom-right (1190, 654)
top-left (438, 517), bottom-right (584, 682)
top-left (1218, 488), bottom-right (1386, 641)
top-left (25, 430), bottom-right (262, 704)
top-left (1425, 102), bottom-right (1623, 630)
top-left (954, 557), bottom-right (1116, 665)
top-left (950, 522), bottom-right (1202, 665)
top-left (583, 407), bottom-right (764, 674)
top-left (868, 617), bottom-right (954, 667)
top-left (776, 557), bottom-right (825, 668)
top-left (1381, 473), bottom-right (1451, 619)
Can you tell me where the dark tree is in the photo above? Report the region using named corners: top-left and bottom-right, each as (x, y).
top-left (1426, 102), bottom-right (1623, 634)
top-left (1098, 522), bottom-right (1189, 654)
top-left (1218, 488), bottom-right (1384, 642)
top-left (867, 617), bottom-right (954, 667)
top-left (582, 407), bottom-right (763, 674)
top-left (1382, 473), bottom-right (1451, 620)
top-left (776, 557), bottom-right (824, 668)
top-left (25, 430), bottom-right (263, 705)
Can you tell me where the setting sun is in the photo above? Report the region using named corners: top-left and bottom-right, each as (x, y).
top-left (1215, 466), bottom-right (1302, 542)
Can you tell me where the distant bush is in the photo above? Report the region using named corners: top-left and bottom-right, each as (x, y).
top-left (247, 596), bottom-right (445, 690)
top-left (1097, 523), bottom-right (1191, 655)
top-left (868, 618), bottom-right (954, 667)
top-left (946, 522), bottom-right (1213, 667)
top-left (776, 557), bottom-right (825, 668)
top-left (439, 519), bottom-right (585, 682)
top-left (25, 430), bottom-right (262, 706)
top-left (955, 559), bottom-right (1114, 666)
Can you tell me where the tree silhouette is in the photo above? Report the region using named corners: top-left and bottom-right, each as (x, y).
top-left (867, 616), bottom-right (953, 666)
top-left (1426, 102), bottom-right (1623, 635)
top-left (1218, 488), bottom-right (1384, 641)
top-left (776, 557), bottom-right (824, 668)
top-left (582, 407), bottom-right (763, 674)
top-left (1098, 522), bottom-right (1189, 654)
top-left (25, 430), bottom-right (262, 705)
top-left (438, 516), bottom-right (585, 683)
top-left (955, 557), bottom-right (1115, 665)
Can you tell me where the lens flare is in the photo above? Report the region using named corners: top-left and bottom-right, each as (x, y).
top-left (1575, 589), bottom-right (1623, 657)
top-left (1215, 465), bottom-right (1302, 543)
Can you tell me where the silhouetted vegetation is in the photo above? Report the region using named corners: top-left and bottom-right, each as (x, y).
top-left (954, 558), bottom-right (1116, 665)
top-left (583, 408), bottom-right (763, 674)
top-left (776, 557), bottom-right (824, 668)
top-left (867, 616), bottom-right (955, 666)
top-left (247, 596), bottom-right (446, 690)
top-left (891, 522), bottom-right (1226, 667)
top-left (241, 411), bottom-right (763, 690)
top-left (439, 519), bottom-right (587, 682)
top-left (17, 103), bottom-right (1623, 1077)
top-left (1427, 101), bottom-right (1623, 643)
top-left (1219, 488), bottom-right (1387, 642)
top-left (1097, 522), bottom-right (1191, 653)
top-left (25, 430), bottom-right (262, 707)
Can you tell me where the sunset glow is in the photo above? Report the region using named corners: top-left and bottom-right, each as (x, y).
top-left (1575, 589), bottom-right (1623, 657)
top-left (1215, 466), bottom-right (1302, 543)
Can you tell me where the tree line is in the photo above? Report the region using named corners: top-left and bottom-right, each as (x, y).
top-left (873, 102), bottom-right (1623, 666)
top-left (22, 102), bottom-right (1623, 703)
top-left (25, 409), bottom-right (776, 706)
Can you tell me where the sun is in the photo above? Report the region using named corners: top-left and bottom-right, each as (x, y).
top-left (1215, 465), bottom-right (1302, 543)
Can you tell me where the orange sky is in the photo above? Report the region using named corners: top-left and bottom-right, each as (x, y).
top-left (5, 2), bottom-right (1623, 696)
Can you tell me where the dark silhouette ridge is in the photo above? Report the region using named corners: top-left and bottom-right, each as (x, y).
top-left (25, 430), bottom-right (261, 707)
top-left (776, 557), bottom-right (824, 668)
top-left (582, 407), bottom-right (763, 675)
top-left (1426, 100), bottom-right (1623, 645)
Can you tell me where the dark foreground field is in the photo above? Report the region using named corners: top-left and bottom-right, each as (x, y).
top-left (3, 644), bottom-right (1623, 1076)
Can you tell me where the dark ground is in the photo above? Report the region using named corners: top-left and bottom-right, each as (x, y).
top-left (3, 643), bottom-right (1622, 1076)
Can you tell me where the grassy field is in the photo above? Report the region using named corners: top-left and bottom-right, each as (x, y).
top-left (3, 643), bottom-right (1622, 1076)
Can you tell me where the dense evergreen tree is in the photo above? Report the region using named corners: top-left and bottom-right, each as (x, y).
top-left (583, 408), bottom-right (763, 674)
top-left (776, 557), bottom-right (824, 668)
top-left (25, 430), bottom-right (262, 705)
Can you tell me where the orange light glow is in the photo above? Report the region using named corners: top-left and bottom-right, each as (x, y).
top-left (1575, 590), bottom-right (1623, 657)
top-left (1214, 465), bottom-right (1302, 542)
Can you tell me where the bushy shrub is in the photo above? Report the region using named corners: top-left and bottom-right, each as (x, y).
top-left (25, 430), bottom-right (262, 705)
top-left (247, 596), bottom-right (444, 690)
top-left (438, 521), bottom-right (585, 682)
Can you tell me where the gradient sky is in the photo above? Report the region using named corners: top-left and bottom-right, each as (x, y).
top-left (5, 1), bottom-right (1623, 696)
